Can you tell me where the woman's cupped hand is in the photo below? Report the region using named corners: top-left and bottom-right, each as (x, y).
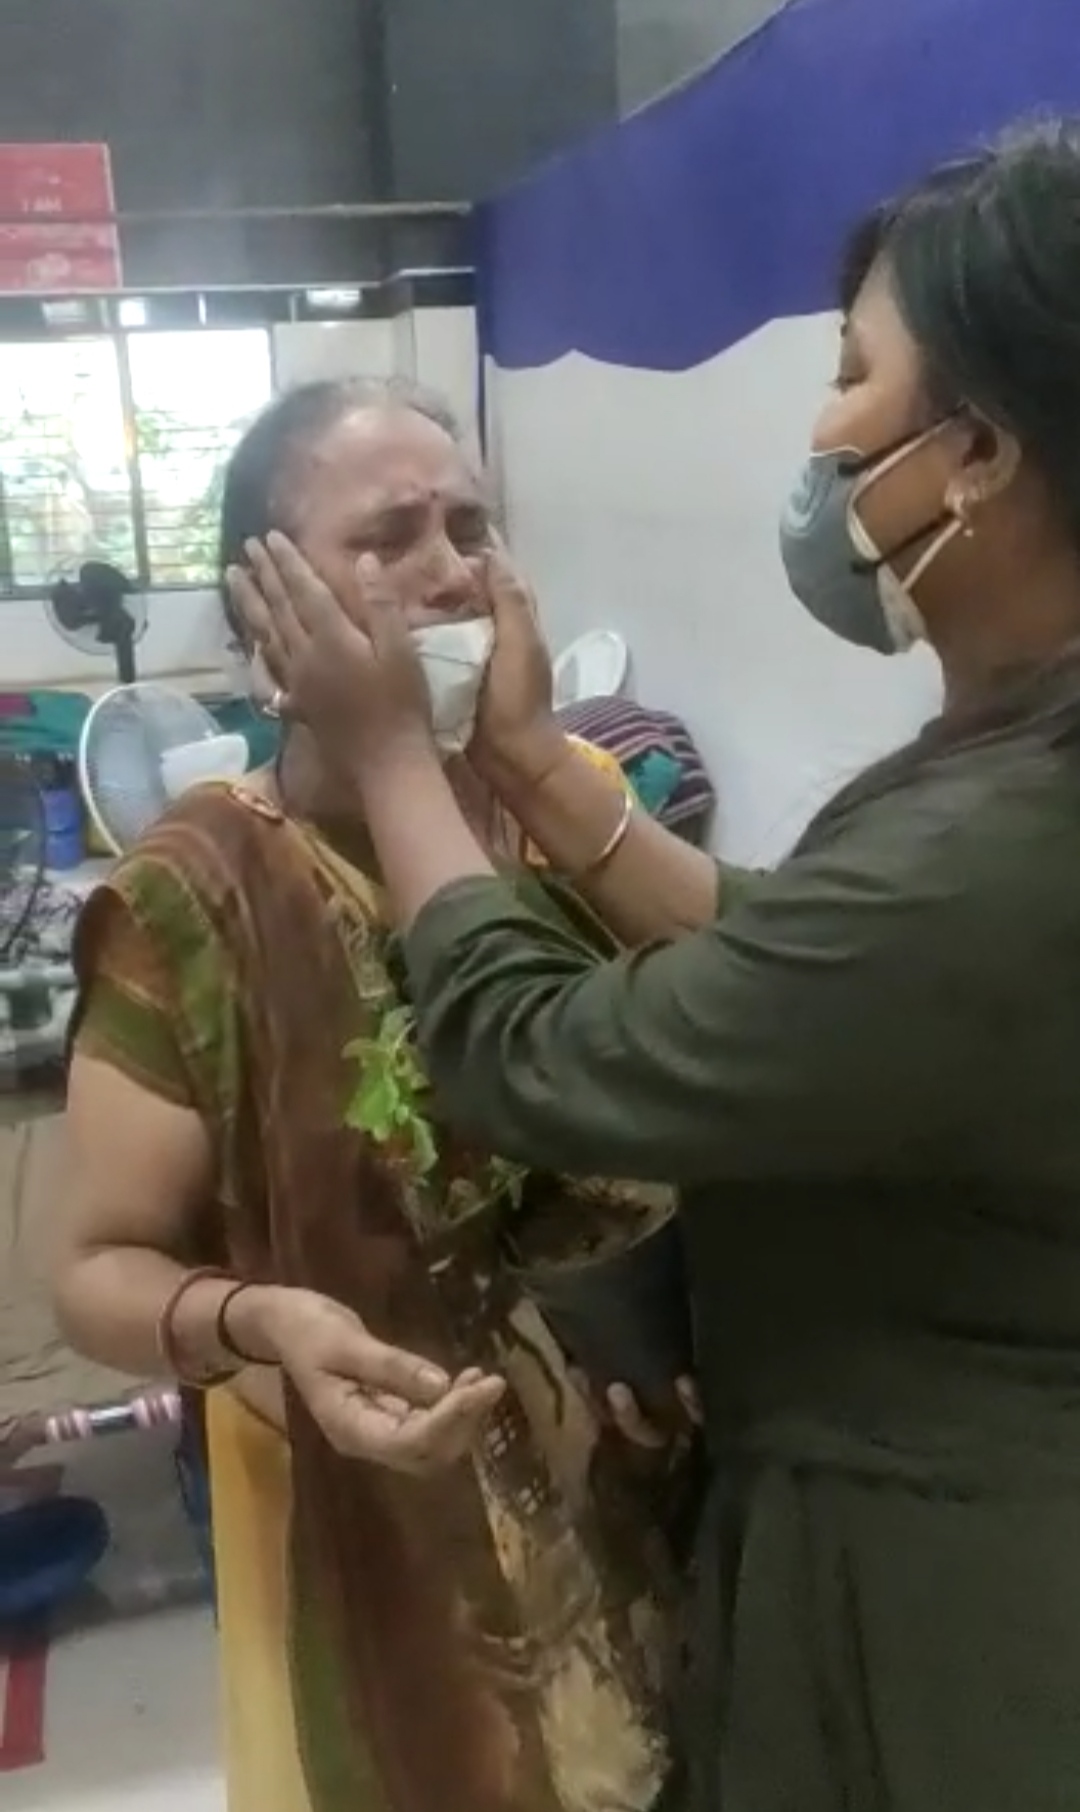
top-left (226, 533), bottom-right (436, 782)
top-left (227, 531), bottom-right (567, 791)
top-left (469, 542), bottom-right (565, 787)
top-left (233, 1283), bottom-right (505, 1474)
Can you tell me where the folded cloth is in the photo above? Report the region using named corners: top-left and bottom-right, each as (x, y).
top-left (557, 696), bottom-right (716, 845)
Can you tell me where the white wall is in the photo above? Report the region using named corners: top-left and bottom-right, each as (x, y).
top-left (270, 310), bottom-right (480, 457)
top-left (271, 318), bottom-right (399, 391)
top-left (1, 589), bottom-right (226, 690)
top-left (488, 316), bottom-right (942, 864)
top-left (2, 306), bottom-right (479, 691)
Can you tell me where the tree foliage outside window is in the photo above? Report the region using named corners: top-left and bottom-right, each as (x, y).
top-left (0, 330), bottom-right (272, 594)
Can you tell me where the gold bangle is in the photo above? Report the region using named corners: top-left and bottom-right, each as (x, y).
top-left (567, 790), bottom-right (635, 882)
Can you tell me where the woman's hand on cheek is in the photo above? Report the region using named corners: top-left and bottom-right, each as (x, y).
top-left (226, 533), bottom-right (436, 784)
top-left (470, 543), bottom-right (565, 788)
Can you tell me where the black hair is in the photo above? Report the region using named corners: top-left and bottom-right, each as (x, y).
top-left (217, 374), bottom-right (461, 645)
top-left (840, 119), bottom-right (1080, 550)
top-left (836, 154), bottom-right (986, 314)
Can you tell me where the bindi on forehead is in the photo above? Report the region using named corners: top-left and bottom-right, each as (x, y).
top-left (364, 478), bottom-right (478, 512)
top-left (284, 407), bottom-right (483, 539)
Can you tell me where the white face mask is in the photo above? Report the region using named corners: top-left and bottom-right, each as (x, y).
top-left (410, 617), bottom-right (494, 756)
top-left (875, 565), bottom-right (930, 653)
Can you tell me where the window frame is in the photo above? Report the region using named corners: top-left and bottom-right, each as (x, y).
top-left (0, 272), bottom-right (474, 601)
top-left (0, 293), bottom-right (282, 597)
top-left (0, 308), bottom-right (274, 599)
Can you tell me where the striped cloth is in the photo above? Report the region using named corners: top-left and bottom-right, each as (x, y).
top-left (557, 695), bottom-right (715, 845)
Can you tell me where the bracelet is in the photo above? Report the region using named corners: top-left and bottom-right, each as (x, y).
top-left (216, 1281), bottom-right (272, 1367)
top-left (156, 1265), bottom-right (238, 1390)
top-left (566, 790), bottom-right (635, 883)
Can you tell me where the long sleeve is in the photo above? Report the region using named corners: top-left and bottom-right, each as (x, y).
top-left (405, 796), bottom-right (1004, 1187)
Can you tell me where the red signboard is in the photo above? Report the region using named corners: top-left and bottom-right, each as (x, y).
top-left (0, 143), bottom-right (122, 295)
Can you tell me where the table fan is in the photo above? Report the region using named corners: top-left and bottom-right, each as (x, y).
top-left (78, 683), bottom-right (249, 856)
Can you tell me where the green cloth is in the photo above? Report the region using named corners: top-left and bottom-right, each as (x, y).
top-left (624, 748), bottom-right (682, 816)
top-left (0, 689), bottom-right (91, 757)
top-left (404, 656), bottom-right (1080, 1810)
top-left (208, 695), bottom-right (281, 768)
top-left (0, 690), bottom-right (277, 763)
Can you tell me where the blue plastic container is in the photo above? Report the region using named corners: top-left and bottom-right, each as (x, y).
top-left (41, 783), bottom-right (85, 870)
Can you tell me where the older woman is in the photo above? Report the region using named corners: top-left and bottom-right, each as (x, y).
top-left (55, 378), bottom-right (690, 1812)
top-left (235, 123), bottom-right (1080, 1812)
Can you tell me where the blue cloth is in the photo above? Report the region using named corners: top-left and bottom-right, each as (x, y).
top-left (477, 0), bottom-right (1080, 372)
top-left (0, 1496), bottom-right (109, 1626)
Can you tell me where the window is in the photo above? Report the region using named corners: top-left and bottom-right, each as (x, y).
top-left (0, 328), bottom-right (273, 594)
top-left (0, 338), bottom-right (135, 590)
top-left (128, 332), bottom-right (273, 588)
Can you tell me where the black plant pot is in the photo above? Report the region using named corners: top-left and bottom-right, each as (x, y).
top-left (519, 1212), bottom-right (694, 1426)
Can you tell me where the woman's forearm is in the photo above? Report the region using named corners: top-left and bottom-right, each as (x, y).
top-left (54, 1245), bottom-right (283, 1382)
top-left (356, 743), bottom-right (498, 929)
top-left (490, 736), bottom-right (722, 945)
top-left (356, 735), bottom-right (722, 946)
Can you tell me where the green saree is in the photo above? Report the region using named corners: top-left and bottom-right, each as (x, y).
top-left (72, 782), bottom-right (689, 1812)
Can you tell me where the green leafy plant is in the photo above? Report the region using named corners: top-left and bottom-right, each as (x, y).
top-left (345, 1004), bottom-right (438, 1178)
top-left (345, 1003), bottom-right (527, 1223)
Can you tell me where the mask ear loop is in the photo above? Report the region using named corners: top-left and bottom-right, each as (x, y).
top-left (899, 514), bottom-right (964, 592)
top-left (845, 416), bottom-right (965, 575)
top-left (838, 425), bottom-right (938, 481)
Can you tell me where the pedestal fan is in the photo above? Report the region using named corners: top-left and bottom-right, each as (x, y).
top-left (46, 562), bottom-right (147, 684)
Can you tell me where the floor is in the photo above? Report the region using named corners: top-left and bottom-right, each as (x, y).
top-left (6, 1604), bottom-right (224, 1812)
top-left (2, 1427), bottom-right (225, 1812)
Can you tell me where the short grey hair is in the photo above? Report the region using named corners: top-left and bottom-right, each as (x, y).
top-left (338, 372), bottom-right (463, 441)
top-left (219, 373), bottom-right (468, 645)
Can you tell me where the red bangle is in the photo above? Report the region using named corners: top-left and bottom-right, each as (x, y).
top-left (156, 1266), bottom-right (237, 1389)
top-left (216, 1281), bottom-right (271, 1366)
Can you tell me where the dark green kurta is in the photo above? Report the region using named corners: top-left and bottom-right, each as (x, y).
top-left (405, 660), bottom-right (1080, 1812)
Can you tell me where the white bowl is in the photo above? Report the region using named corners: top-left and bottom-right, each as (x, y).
top-left (160, 734), bottom-right (249, 800)
top-left (552, 629), bottom-right (630, 707)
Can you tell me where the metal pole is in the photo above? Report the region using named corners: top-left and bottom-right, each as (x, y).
top-left (113, 331), bottom-right (154, 592)
top-left (358, 0), bottom-right (398, 284)
top-left (0, 201), bottom-right (469, 227)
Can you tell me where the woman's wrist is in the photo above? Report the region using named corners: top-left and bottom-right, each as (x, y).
top-left (345, 727), bottom-right (445, 800)
top-left (474, 721), bottom-right (573, 799)
top-left (477, 730), bottom-right (629, 873)
top-left (221, 1282), bottom-right (295, 1366)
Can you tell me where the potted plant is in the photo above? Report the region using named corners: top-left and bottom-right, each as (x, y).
top-left (505, 1175), bottom-right (692, 1427)
top-left (346, 1004), bottom-right (694, 1425)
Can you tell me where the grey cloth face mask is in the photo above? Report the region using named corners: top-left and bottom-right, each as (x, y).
top-left (779, 427), bottom-right (957, 654)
